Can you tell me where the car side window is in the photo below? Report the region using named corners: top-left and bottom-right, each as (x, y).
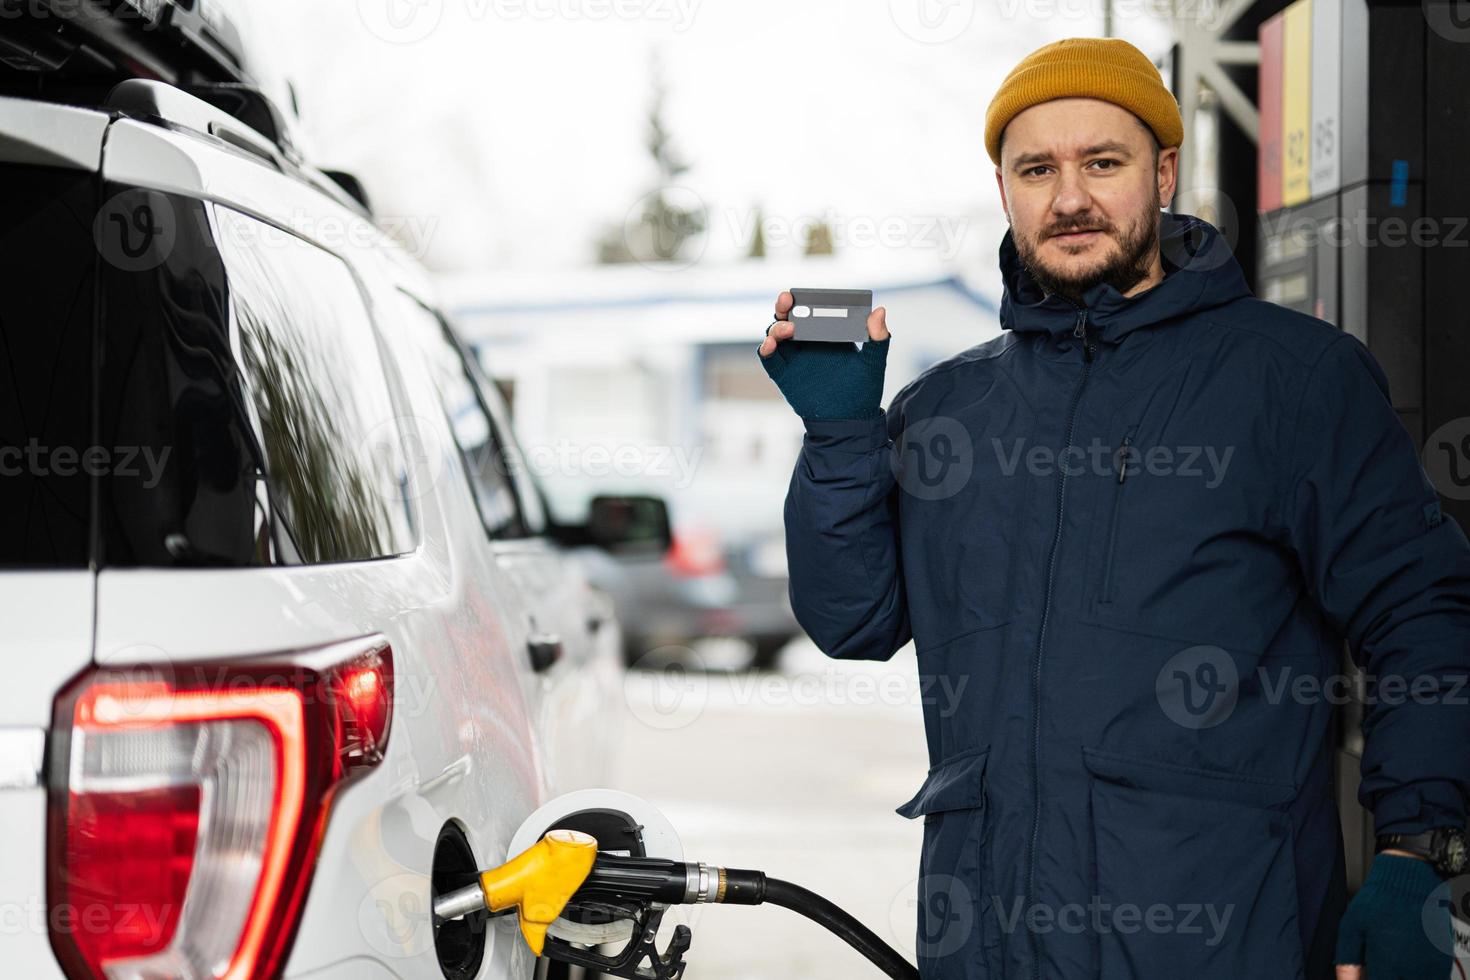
top-left (392, 291), bottom-right (528, 539)
top-left (212, 205), bottom-right (417, 563)
top-left (454, 334), bottom-right (548, 537)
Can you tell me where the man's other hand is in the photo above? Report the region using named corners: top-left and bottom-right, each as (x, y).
top-left (1335, 852), bottom-right (1454, 980)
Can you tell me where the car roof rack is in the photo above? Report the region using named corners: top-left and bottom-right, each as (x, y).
top-left (106, 78), bottom-right (283, 167)
top-left (178, 81), bottom-right (301, 164)
top-left (104, 78), bottom-right (375, 219)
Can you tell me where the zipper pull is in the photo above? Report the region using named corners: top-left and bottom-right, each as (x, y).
top-left (1075, 310), bottom-right (1095, 362)
top-left (1116, 435), bottom-right (1132, 484)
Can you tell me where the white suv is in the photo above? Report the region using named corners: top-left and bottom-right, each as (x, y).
top-left (0, 21), bottom-right (664, 980)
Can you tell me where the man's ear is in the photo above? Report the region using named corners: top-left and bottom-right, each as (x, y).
top-left (1158, 145), bottom-right (1179, 210)
top-left (995, 166), bottom-right (1009, 222)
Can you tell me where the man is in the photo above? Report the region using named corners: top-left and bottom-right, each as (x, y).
top-left (757, 37), bottom-right (1468, 980)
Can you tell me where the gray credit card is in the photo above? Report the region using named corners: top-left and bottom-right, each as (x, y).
top-left (788, 288), bottom-right (872, 343)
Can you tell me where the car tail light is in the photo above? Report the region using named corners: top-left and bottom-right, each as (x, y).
top-left (48, 637), bottom-right (394, 980)
top-left (664, 526), bottom-right (725, 578)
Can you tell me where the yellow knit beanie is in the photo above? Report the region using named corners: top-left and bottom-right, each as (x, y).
top-left (984, 37), bottom-right (1183, 166)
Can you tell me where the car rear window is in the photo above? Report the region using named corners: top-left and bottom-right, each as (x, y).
top-left (0, 163), bottom-right (97, 568)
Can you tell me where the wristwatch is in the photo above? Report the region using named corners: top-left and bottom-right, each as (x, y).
top-left (1375, 826), bottom-right (1470, 878)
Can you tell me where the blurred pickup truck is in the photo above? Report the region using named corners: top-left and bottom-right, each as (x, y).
top-left (554, 497), bottom-right (801, 672)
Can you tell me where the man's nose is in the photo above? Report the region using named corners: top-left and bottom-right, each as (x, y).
top-left (1050, 166), bottom-right (1093, 216)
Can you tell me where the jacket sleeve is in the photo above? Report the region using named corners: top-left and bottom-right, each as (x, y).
top-left (783, 407), bottom-right (912, 661)
top-left (1285, 332), bottom-right (1470, 835)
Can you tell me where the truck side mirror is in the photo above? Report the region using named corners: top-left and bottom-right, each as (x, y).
top-left (586, 495), bottom-right (672, 555)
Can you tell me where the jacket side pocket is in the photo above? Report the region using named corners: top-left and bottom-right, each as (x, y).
top-left (1082, 747), bottom-right (1305, 980)
top-left (896, 746), bottom-right (997, 979)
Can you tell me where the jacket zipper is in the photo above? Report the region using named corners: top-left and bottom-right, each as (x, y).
top-left (1026, 308), bottom-right (1094, 979)
top-left (1098, 427), bottom-right (1137, 605)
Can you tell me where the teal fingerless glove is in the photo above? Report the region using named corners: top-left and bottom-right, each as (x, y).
top-left (756, 326), bottom-right (889, 421)
top-left (1335, 854), bottom-right (1455, 979)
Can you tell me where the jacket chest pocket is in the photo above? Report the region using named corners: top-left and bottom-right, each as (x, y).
top-left (895, 747), bottom-right (1000, 979)
top-left (1081, 420), bottom-right (1287, 650)
top-left (1096, 424), bottom-right (1139, 606)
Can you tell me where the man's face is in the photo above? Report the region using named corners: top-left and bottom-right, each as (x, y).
top-left (995, 98), bottom-right (1177, 305)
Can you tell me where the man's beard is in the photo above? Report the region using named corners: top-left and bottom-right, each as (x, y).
top-left (1015, 196), bottom-right (1161, 306)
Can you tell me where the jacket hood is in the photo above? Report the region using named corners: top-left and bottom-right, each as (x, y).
top-left (997, 210), bottom-right (1252, 343)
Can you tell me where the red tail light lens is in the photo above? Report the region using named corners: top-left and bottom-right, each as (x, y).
top-left (664, 526), bottom-right (725, 578)
top-left (48, 637), bottom-right (394, 980)
top-left (66, 785), bottom-right (201, 965)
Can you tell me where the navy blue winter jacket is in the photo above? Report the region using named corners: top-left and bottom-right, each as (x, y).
top-left (782, 211), bottom-right (1470, 979)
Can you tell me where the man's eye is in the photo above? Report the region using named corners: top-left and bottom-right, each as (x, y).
top-left (1024, 166), bottom-right (1050, 177)
top-left (1091, 159), bottom-right (1118, 170)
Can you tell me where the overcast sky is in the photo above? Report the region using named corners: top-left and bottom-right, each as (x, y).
top-left (253, 0), bottom-right (1173, 274)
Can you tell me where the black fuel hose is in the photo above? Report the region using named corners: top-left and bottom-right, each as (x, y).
top-left (757, 876), bottom-right (920, 980)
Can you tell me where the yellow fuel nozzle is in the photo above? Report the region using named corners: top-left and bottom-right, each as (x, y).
top-left (480, 828), bottom-right (599, 956)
